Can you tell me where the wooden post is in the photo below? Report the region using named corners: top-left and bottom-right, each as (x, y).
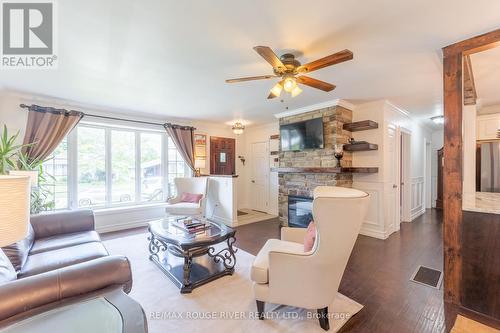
top-left (442, 28), bottom-right (500, 314)
top-left (442, 52), bottom-right (463, 305)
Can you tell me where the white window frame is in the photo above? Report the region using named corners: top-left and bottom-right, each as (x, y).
top-left (60, 122), bottom-right (190, 210)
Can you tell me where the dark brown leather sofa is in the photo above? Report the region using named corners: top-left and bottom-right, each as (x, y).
top-left (0, 210), bottom-right (133, 323)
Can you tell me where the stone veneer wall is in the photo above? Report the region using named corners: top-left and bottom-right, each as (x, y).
top-left (278, 105), bottom-right (353, 225)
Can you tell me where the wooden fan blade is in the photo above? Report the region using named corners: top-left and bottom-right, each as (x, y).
top-left (253, 46), bottom-right (286, 71)
top-left (226, 75), bottom-right (277, 83)
top-left (297, 49), bottom-right (353, 73)
top-left (297, 76), bottom-right (336, 92)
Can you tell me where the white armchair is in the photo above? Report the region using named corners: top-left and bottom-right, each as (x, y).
top-left (165, 177), bottom-right (208, 218)
top-left (250, 186), bottom-right (370, 330)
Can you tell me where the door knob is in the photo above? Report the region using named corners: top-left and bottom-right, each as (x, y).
top-left (393, 184), bottom-right (398, 188)
top-left (251, 180), bottom-right (255, 183)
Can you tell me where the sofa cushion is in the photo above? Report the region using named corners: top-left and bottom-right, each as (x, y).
top-left (1, 224), bottom-right (35, 272)
top-left (165, 202), bottom-right (201, 215)
top-left (30, 231), bottom-right (101, 255)
top-left (19, 242), bottom-right (108, 278)
top-left (0, 249), bottom-right (16, 283)
top-left (251, 239), bottom-right (304, 284)
top-left (303, 222), bottom-right (316, 252)
top-left (180, 192), bottom-right (203, 203)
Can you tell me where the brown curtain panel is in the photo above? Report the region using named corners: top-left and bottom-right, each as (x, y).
top-left (22, 105), bottom-right (83, 163)
top-left (164, 123), bottom-right (196, 172)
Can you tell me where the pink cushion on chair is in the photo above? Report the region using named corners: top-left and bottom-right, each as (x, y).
top-left (180, 192), bottom-right (203, 203)
top-left (303, 221), bottom-right (316, 252)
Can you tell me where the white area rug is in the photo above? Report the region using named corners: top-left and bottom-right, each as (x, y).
top-left (104, 233), bottom-right (363, 333)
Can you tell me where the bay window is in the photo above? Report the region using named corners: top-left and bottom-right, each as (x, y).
top-left (41, 137), bottom-right (69, 210)
top-left (110, 130), bottom-right (136, 204)
top-left (40, 121), bottom-right (190, 211)
top-left (77, 126), bottom-right (106, 207)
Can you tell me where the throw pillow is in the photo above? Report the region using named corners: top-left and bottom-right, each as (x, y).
top-left (180, 192), bottom-right (203, 204)
top-left (303, 221), bottom-right (316, 252)
top-left (1, 223), bottom-right (34, 272)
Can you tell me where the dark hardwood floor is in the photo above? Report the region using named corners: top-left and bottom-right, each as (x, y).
top-left (338, 209), bottom-right (444, 333)
top-left (101, 210), bottom-right (446, 332)
top-left (231, 210), bottom-right (445, 333)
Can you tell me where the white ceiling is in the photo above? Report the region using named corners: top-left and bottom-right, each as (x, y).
top-left (470, 46), bottom-right (500, 110)
top-left (1, 0), bottom-right (500, 126)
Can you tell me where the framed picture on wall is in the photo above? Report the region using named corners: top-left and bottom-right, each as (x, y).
top-left (194, 133), bottom-right (207, 158)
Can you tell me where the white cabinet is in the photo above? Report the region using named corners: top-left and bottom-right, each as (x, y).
top-left (477, 113), bottom-right (500, 141)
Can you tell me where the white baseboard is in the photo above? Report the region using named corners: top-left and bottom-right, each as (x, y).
top-left (212, 214), bottom-right (238, 228)
top-left (410, 207), bottom-right (425, 221)
top-left (359, 226), bottom-right (390, 240)
top-left (97, 218), bottom-right (154, 233)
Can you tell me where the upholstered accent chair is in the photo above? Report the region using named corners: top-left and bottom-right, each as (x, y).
top-left (165, 177), bottom-right (208, 217)
top-left (250, 186), bottom-right (370, 330)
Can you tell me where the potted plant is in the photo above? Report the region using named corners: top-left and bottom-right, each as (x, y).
top-left (0, 125), bottom-right (25, 175)
top-left (9, 152), bottom-right (40, 186)
top-left (0, 125), bottom-right (54, 214)
top-left (15, 152), bottom-right (55, 214)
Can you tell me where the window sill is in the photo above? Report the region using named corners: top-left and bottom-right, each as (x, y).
top-left (93, 202), bottom-right (168, 216)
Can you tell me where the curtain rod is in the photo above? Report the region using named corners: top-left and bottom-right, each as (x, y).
top-left (19, 103), bottom-right (196, 129)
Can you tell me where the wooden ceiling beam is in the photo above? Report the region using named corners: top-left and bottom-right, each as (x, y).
top-left (443, 29), bottom-right (500, 57)
top-left (463, 55), bottom-right (477, 105)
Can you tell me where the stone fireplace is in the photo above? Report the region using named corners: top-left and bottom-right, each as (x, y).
top-left (278, 105), bottom-right (353, 226)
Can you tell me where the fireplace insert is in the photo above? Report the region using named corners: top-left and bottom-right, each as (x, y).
top-left (287, 195), bottom-right (313, 228)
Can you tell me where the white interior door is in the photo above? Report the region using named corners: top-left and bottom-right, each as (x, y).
top-left (386, 125), bottom-right (401, 233)
top-left (251, 142), bottom-right (269, 212)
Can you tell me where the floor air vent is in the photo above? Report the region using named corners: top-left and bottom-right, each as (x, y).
top-left (410, 266), bottom-right (443, 289)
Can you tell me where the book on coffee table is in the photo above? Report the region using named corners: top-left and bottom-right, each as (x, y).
top-left (171, 217), bottom-right (209, 233)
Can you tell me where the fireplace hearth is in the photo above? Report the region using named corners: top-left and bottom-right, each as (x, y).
top-left (287, 196), bottom-right (313, 228)
top-left (278, 105), bottom-right (355, 225)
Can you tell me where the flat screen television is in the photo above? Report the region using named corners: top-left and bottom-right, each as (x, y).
top-left (280, 117), bottom-right (324, 151)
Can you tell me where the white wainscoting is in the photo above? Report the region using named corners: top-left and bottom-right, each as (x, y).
top-left (94, 203), bottom-right (167, 233)
top-left (353, 181), bottom-right (390, 240)
top-left (410, 176), bottom-right (425, 221)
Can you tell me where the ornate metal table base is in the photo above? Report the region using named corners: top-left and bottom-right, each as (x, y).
top-left (148, 233), bottom-right (237, 294)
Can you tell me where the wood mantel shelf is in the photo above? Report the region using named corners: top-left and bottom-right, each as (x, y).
top-left (343, 120), bottom-right (378, 132)
top-left (271, 167), bottom-right (378, 174)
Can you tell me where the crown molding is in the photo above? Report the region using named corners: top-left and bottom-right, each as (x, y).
top-left (385, 100), bottom-right (410, 117)
top-left (273, 99), bottom-right (355, 119)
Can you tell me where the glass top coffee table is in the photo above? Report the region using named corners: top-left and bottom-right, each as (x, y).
top-left (0, 289), bottom-right (147, 333)
top-left (148, 216), bottom-right (237, 293)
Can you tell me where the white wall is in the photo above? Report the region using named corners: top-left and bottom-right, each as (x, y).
top-left (0, 90), bottom-right (29, 142)
top-left (462, 105), bottom-right (477, 195)
top-left (352, 100), bottom-right (434, 239)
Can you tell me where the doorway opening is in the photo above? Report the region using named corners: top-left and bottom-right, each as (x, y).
top-left (424, 140), bottom-right (432, 209)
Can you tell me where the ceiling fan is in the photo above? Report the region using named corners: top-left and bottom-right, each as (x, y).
top-left (226, 46), bottom-right (353, 99)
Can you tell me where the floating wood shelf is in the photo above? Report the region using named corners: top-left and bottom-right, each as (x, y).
top-left (271, 167), bottom-right (378, 174)
top-left (343, 143), bottom-right (378, 151)
top-left (343, 120), bottom-right (378, 132)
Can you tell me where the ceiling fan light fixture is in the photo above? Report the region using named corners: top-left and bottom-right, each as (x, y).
top-left (232, 122), bottom-right (245, 135)
top-left (283, 76), bottom-right (297, 93)
top-left (291, 85), bottom-right (302, 98)
top-left (270, 82), bottom-right (283, 98)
